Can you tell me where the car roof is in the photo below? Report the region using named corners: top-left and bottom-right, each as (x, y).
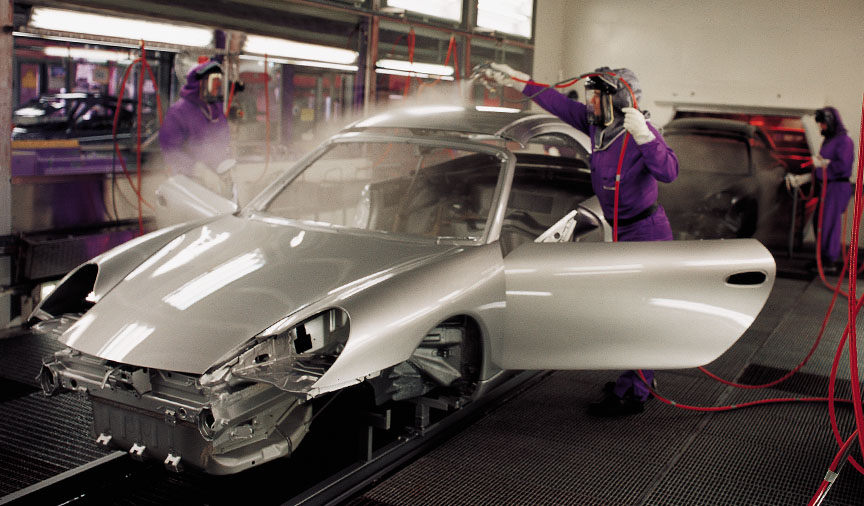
top-left (345, 105), bottom-right (577, 145)
top-left (663, 117), bottom-right (760, 138)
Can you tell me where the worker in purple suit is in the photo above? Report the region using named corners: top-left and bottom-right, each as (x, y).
top-left (159, 60), bottom-right (236, 198)
top-left (787, 107), bottom-right (853, 274)
top-left (486, 64), bottom-right (679, 416)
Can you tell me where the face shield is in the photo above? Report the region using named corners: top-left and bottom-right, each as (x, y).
top-left (584, 73), bottom-right (618, 126)
top-left (815, 108), bottom-right (836, 137)
top-left (200, 72), bottom-right (224, 103)
top-left (195, 61), bottom-right (224, 103)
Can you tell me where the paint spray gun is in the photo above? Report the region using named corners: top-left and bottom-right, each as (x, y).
top-left (461, 62), bottom-right (498, 101)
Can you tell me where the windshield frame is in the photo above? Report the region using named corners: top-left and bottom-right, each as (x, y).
top-left (245, 132), bottom-right (515, 246)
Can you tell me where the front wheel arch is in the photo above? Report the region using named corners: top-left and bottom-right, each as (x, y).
top-left (367, 314), bottom-right (485, 405)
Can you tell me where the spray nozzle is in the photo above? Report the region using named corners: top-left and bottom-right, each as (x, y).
top-left (466, 62), bottom-right (501, 94)
top-left (468, 62), bottom-right (493, 80)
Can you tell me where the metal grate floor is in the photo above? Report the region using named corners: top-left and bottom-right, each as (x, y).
top-left (357, 276), bottom-right (864, 505)
top-left (0, 332), bottom-right (111, 497)
top-left (0, 391), bottom-right (111, 496)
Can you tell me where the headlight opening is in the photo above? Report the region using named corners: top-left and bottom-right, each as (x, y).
top-left (230, 309), bottom-right (350, 393)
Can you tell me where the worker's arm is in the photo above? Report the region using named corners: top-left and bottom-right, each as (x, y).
top-left (637, 128), bottom-right (679, 183)
top-left (826, 136), bottom-right (854, 180)
top-left (523, 83), bottom-right (589, 134)
top-left (485, 63), bottom-right (589, 134)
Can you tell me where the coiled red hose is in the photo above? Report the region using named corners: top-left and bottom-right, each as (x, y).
top-left (111, 41), bottom-right (164, 235)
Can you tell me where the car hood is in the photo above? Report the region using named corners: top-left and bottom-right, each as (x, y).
top-left (59, 216), bottom-right (455, 374)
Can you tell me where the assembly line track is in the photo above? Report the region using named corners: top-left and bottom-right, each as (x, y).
top-left (0, 371), bottom-right (549, 506)
top-left (287, 370), bottom-right (550, 506)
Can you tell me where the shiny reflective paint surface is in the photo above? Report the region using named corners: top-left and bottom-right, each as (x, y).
top-left (61, 215), bottom-right (456, 374)
top-left (498, 238), bottom-right (775, 370)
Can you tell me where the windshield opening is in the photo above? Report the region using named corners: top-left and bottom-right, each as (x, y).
top-left (258, 141), bottom-right (504, 242)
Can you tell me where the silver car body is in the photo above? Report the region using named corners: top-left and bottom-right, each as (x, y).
top-left (33, 106), bottom-right (776, 474)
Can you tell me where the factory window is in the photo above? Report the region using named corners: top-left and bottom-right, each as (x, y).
top-left (477, 0), bottom-right (534, 38)
top-left (375, 24), bottom-right (462, 105)
top-left (464, 36), bottom-right (532, 109)
top-left (384, 0), bottom-right (463, 22)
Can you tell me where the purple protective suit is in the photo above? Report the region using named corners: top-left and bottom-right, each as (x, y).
top-left (523, 78), bottom-right (679, 401)
top-left (159, 62), bottom-right (231, 176)
top-left (813, 107), bottom-right (853, 264)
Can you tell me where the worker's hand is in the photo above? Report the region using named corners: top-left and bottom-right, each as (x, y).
top-left (484, 63), bottom-right (529, 92)
top-left (812, 155), bottom-right (830, 169)
top-left (622, 107), bottom-right (655, 145)
top-left (785, 172), bottom-right (812, 190)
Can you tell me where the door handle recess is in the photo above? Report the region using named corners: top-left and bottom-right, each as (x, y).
top-left (726, 271), bottom-right (767, 286)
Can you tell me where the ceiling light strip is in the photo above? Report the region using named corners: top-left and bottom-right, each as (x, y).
top-left (238, 54), bottom-right (358, 72)
top-left (14, 29), bottom-right (221, 54)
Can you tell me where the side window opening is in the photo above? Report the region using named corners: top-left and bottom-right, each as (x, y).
top-left (499, 153), bottom-right (600, 255)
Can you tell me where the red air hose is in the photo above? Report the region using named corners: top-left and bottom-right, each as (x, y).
top-left (698, 260), bottom-right (846, 389)
top-left (226, 81), bottom-right (237, 117)
top-left (111, 42), bottom-right (164, 234)
top-left (417, 35), bottom-right (460, 95)
top-left (136, 46), bottom-right (144, 234)
top-left (808, 432), bottom-right (859, 506)
top-left (844, 96), bottom-right (864, 462)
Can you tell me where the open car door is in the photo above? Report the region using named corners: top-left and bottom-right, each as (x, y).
top-left (154, 174), bottom-right (238, 227)
top-left (495, 239), bottom-right (775, 370)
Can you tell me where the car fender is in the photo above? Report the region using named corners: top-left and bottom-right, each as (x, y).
top-left (30, 219), bottom-right (215, 321)
top-left (307, 243), bottom-right (506, 397)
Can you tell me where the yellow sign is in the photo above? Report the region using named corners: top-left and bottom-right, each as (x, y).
top-left (21, 69), bottom-right (38, 89)
top-left (300, 108), bottom-right (315, 122)
top-left (12, 139), bottom-right (80, 149)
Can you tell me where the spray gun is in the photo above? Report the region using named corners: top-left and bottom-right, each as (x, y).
top-left (461, 62), bottom-right (498, 100)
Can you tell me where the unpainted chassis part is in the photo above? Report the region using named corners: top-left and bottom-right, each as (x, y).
top-left (38, 316), bottom-right (482, 474)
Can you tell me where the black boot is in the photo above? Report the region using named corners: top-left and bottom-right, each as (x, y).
top-left (587, 383), bottom-right (645, 417)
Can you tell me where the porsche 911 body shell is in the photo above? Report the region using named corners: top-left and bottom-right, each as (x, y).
top-left (33, 106), bottom-right (776, 474)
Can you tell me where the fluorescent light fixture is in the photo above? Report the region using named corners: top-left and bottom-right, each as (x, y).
top-left (29, 7), bottom-right (214, 46)
top-left (44, 46), bottom-right (134, 62)
top-left (238, 54), bottom-right (358, 72)
top-left (385, 0), bottom-right (462, 22)
top-left (244, 35), bottom-right (358, 65)
top-left (405, 105), bottom-right (465, 115)
top-left (475, 106), bottom-right (521, 113)
top-left (477, 0), bottom-right (533, 38)
top-left (375, 68), bottom-right (454, 81)
top-left (377, 59), bottom-right (454, 76)
top-left (15, 107), bottom-right (46, 118)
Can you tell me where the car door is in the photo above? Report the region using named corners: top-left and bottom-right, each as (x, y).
top-left (495, 238), bottom-right (775, 370)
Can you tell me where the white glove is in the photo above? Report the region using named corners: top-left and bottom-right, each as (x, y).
top-left (812, 155), bottom-right (830, 169)
top-left (216, 158), bottom-right (237, 175)
top-left (484, 63), bottom-right (529, 92)
top-left (622, 107), bottom-right (655, 145)
top-left (785, 172), bottom-right (812, 190)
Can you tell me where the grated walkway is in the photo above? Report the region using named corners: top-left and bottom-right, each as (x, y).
top-left (355, 276), bottom-right (864, 505)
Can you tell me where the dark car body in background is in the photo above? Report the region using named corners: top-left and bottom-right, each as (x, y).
top-left (12, 92), bottom-right (142, 142)
top-left (658, 118), bottom-right (791, 248)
